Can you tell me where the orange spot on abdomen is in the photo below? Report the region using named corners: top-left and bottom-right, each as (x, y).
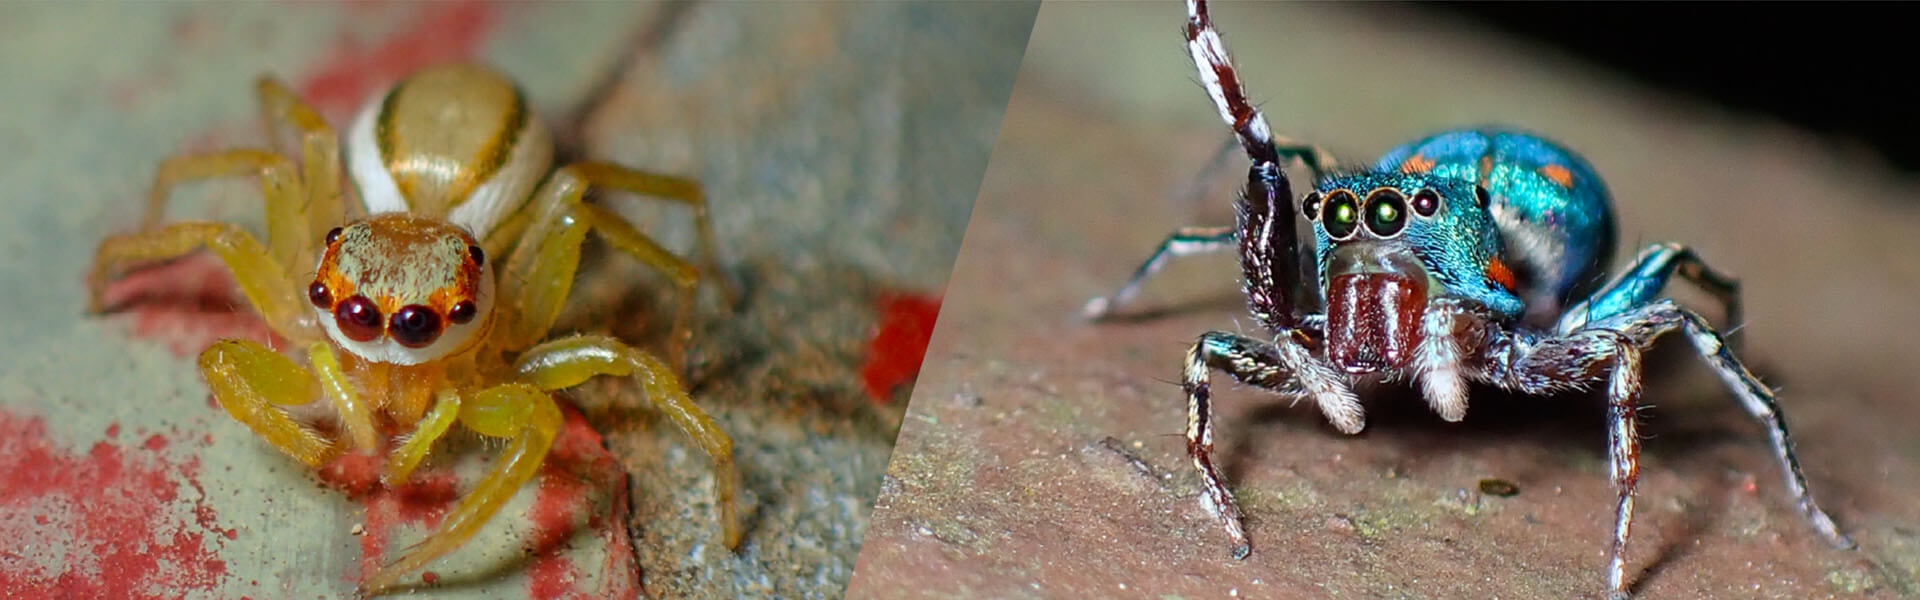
top-left (1539, 164), bottom-right (1574, 187)
top-left (1398, 153), bottom-right (1435, 174)
top-left (1486, 258), bottom-right (1518, 291)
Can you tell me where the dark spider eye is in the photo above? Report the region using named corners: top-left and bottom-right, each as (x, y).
top-left (1364, 189), bottom-right (1408, 238)
top-left (1321, 190), bottom-right (1360, 240)
top-left (1411, 189), bottom-right (1441, 217)
top-left (388, 305), bottom-right (442, 348)
top-left (307, 281), bottom-right (332, 309)
top-left (468, 244), bottom-right (485, 268)
top-left (325, 227), bottom-right (343, 245)
top-left (333, 295), bottom-right (383, 342)
top-left (448, 300), bottom-right (477, 325)
top-left (1474, 186), bottom-right (1492, 209)
top-left (1301, 192), bottom-right (1322, 221)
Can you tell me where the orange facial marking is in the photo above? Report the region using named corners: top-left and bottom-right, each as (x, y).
top-left (1486, 258), bottom-right (1518, 291)
top-left (1539, 164), bottom-right (1574, 188)
top-left (1399, 153), bottom-right (1435, 174)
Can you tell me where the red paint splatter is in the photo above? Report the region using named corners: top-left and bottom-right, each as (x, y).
top-left (99, 252), bottom-right (284, 359)
top-left (297, 2), bottom-right (501, 119)
top-left (0, 410), bottom-right (229, 597)
top-left (861, 292), bottom-right (943, 403)
top-left (527, 405), bottom-right (636, 600)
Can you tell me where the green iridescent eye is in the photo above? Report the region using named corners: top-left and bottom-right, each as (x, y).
top-left (1322, 190), bottom-right (1359, 240)
top-left (1364, 189), bottom-right (1407, 238)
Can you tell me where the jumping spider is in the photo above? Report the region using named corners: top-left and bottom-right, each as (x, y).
top-left (1083, 2), bottom-right (1854, 597)
top-left (88, 64), bottom-right (738, 594)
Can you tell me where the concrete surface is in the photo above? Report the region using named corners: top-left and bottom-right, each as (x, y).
top-left (850, 4), bottom-right (1920, 600)
top-left (0, 3), bottom-right (1032, 598)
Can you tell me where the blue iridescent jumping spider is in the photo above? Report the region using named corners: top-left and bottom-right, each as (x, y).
top-left (1083, 2), bottom-right (1854, 597)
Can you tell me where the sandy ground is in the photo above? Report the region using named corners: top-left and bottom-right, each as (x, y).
top-left (850, 4), bottom-right (1920, 600)
top-left (0, 3), bottom-right (1030, 598)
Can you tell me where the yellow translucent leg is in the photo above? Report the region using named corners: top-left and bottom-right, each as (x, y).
top-left (88, 222), bottom-right (319, 343)
top-left (140, 149), bottom-right (309, 275)
top-left (200, 339), bottom-right (332, 466)
top-left (360, 384), bottom-right (560, 596)
top-left (255, 76), bottom-right (344, 252)
top-left (308, 342), bottom-right (377, 453)
top-left (495, 162), bottom-right (731, 358)
top-left (513, 333), bottom-right (741, 550)
top-left (383, 388), bottom-right (461, 487)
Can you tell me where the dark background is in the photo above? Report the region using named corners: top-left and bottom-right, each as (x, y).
top-left (1432, 5), bottom-right (1914, 172)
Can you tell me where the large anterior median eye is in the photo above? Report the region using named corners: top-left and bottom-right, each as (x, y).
top-left (1364, 189), bottom-right (1408, 238)
top-left (1322, 190), bottom-right (1360, 240)
top-left (334, 295), bottom-right (383, 342)
top-left (389, 305), bottom-right (443, 348)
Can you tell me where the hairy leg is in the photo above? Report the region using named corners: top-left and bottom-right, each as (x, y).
top-left (513, 333), bottom-right (740, 550)
top-left (494, 162), bottom-right (728, 365)
top-left (361, 383), bottom-right (561, 595)
top-left (1082, 226), bottom-right (1235, 320)
top-left (1182, 330), bottom-right (1354, 559)
top-left (89, 222), bottom-right (319, 342)
top-left (255, 75), bottom-right (345, 252)
top-left (1561, 242), bottom-right (1742, 333)
top-left (200, 339), bottom-right (332, 466)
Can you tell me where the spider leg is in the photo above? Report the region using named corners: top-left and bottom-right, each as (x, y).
top-left (307, 341), bottom-right (379, 453)
top-left (382, 388), bottom-right (461, 487)
top-left (1412, 299), bottom-right (1480, 422)
top-left (1493, 298), bottom-right (1851, 597)
top-left (1184, 330), bottom-right (1358, 559)
top-left (1492, 325), bottom-right (1644, 597)
top-left (254, 76), bottom-right (346, 254)
top-left (361, 383), bottom-right (561, 596)
top-left (1608, 300), bottom-right (1853, 550)
top-left (493, 163), bottom-right (728, 366)
top-left (513, 333), bottom-right (740, 550)
top-left (1082, 226), bottom-right (1236, 320)
top-left (88, 222), bottom-right (320, 342)
top-left (199, 339), bottom-right (334, 466)
top-left (1186, 0), bottom-right (1310, 332)
top-left (1561, 242), bottom-right (1742, 333)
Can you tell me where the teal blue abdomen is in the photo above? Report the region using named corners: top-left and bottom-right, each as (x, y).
top-left (1375, 129), bottom-right (1616, 312)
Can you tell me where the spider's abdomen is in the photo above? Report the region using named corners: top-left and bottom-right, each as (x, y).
top-left (1376, 129), bottom-right (1616, 315)
top-left (345, 63), bottom-right (555, 240)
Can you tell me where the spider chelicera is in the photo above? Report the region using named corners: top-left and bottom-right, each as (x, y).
top-left (1083, 2), bottom-right (1854, 597)
top-left (87, 63), bottom-right (739, 594)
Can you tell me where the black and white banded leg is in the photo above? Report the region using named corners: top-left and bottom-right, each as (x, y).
top-left (1183, 331), bottom-right (1360, 559)
top-left (1083, 226), bottom-right (1237, 320)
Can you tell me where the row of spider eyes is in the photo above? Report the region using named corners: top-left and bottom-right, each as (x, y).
top-left (305, 226), bottom-right (485, 349)
top-left (1302, 186), bottom-right (1489, 241)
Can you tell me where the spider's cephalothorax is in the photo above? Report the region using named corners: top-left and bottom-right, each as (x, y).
top-left (1082, 2), bottom-right (1853, 597)
top-left (89, 63), bottom-right (738, 595)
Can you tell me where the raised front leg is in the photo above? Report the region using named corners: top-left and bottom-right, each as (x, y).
top-left (1182, 330), bottom-right (1358, 559)
top-left (494, 162), bottom-right (729, 365)
top-left (361, 383), bottom-right (562, 596)
top-left (513, 333), bottom-right (741, 550)
top-left (1186, 0), bottom-right (1309, 332)
top-left (89, 222), bottom-right (320, 342)
top-left (1082, 226), bottom-right (1236, 320)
